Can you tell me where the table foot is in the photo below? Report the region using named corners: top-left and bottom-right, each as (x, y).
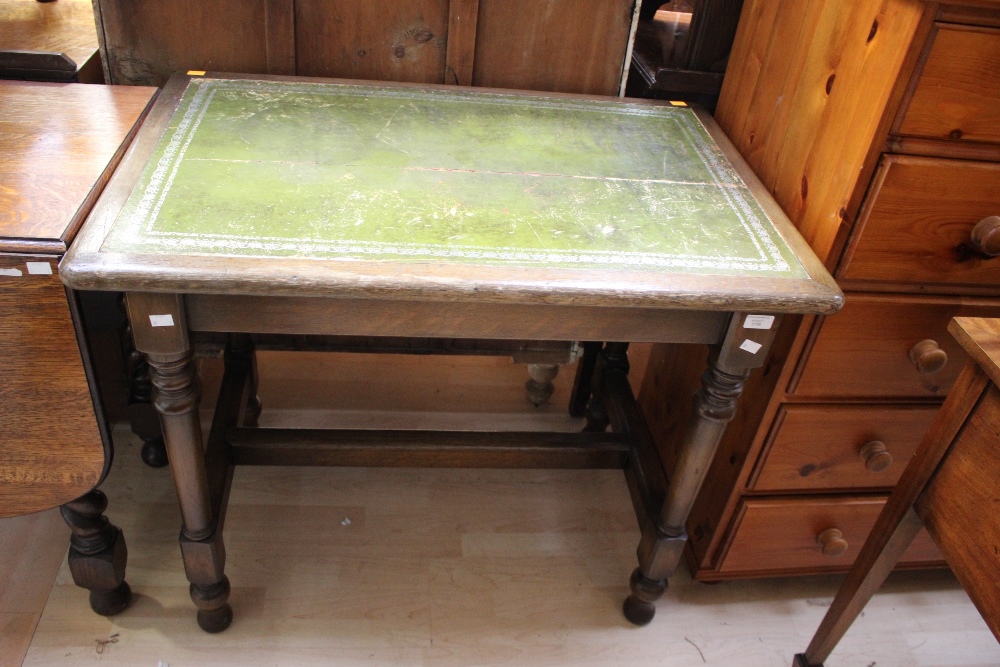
top-left (140, 438), bottom-right (169, 467)
top-left (623, 567), bottom-right (667, 626)
top-left (792, 654), bottom-right (822, 667)
top-left (91, 581), bottom-right (133, 617)
top-left (60, 490), bottom-right (132, 617)
top-left (525, 363), bottom-right (559, 406)
top-left (192, 577), bottom-right (233, 633)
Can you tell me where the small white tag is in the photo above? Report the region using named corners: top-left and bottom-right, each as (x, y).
top-left (25, 262), bottom-right (53, 275)
top-left (740, 339), bottom-right (763, 355)
top-left (744, 314), bottom-right (775, 330)
top-left (0, 268), bottom-right (23, 277)
top-left (149, 314), bottom-right (175, 327)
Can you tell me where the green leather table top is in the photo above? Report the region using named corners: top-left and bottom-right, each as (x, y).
top-left (100, 77), bottom-right (806, 279)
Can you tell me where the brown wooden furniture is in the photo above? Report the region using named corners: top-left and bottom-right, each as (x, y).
top-left (91, 0), bottom-right (639, 95)
top-left (627, 0), bottom-right (744, 104)
top-left (795, 316), bottom-right (1000, 666)
top-left (60, 71), bottom-right (841, 632)
top-left (638, 0), bottom-right (1000, 582)
top-left (0, 0), bottom-right (103, 83)
top-left (0, 79), bottom-right (155, 612)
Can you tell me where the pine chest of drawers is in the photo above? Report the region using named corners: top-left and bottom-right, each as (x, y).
top-left (638, 0), bottom-right (1000, 580)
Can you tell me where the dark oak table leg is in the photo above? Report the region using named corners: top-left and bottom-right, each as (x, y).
top-left (570, 341), bottom-right (602, 418)
top-left (127, 293), bottom-right (233, 633)
top-left (60, 490), bottom-right (131, 616)
top-left (620, 314), bottom-right (779, 625)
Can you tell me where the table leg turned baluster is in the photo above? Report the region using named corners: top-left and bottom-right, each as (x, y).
top-left (128, 293), bottom-right (233, 633)
top-left (623, 314), bottom-right (779, 625)
top-left (60, 490), bottom-right (131, 616)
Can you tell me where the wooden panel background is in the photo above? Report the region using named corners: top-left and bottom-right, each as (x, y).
top-left (96, 0), bottom-right (273, 86)
top-left (95, 0), bottom-right (637, 94)
top-left (295, 0), bottom-right (450, 83)
top-left (472, 0), bottom-right (635, 95)
top-left (0, 257), bottom-right (105, 518)
top-left (715, 0), bottom-right (926, 263)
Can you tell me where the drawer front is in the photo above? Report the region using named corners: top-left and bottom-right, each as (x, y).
top-left (897, 23), bottom-right (1000, 144)
top-left (840, 156), bottom-right (1000, 289)
top-left (752, 404), bottom-right (939, 492)
top-left (794, 295), bottom-right (1000, 398)
top-left (718, 497), bottom-right (943, 575)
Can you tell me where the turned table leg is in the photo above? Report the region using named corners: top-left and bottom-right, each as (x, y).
top-left (569, 341), bottom-right (601, 418)
top-left (128, 293), bottom-right (232, 633)
top-left (60, 490), bottom-right (131, 616)
top-left (623, 314), bottom-right (779, 625)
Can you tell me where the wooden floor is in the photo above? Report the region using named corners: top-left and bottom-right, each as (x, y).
top-left (2, 352), bottom-right (999, 666)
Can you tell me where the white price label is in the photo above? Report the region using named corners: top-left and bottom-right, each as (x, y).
top-left (744, 314), bottom-right (775, 330)
top-left (149, 314), bottom-right (175, 327)
top-left (740, 339), bottom-right (763, 355)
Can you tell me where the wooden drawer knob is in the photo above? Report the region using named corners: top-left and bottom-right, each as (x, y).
top-left (816, 528), bottom-right (849, 557)
top-left (859, 440), bottom-right (893, 473)
top-left (909, 339), bottom-right (948, 375)
top-left (971, 216), bottom-right (1000, 257)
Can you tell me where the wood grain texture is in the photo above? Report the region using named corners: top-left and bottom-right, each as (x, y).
top-left (0, 0), bottom-right (99, 72)
top-left (472, 0), bottom-right (634, 95)
top-left (715, 0), bottom-right (926, 263)
top-left (264, 0), bottom-right (295, 75)
top-left (294, 0), bottom-right (449, 83)
top-left (798, 347), bottom-right (995, 665)
top-left (0, 256), bottom-right (105, 518)
top-left (897, 23), bottom-right (1000, 144)
top-left (96, 0), bottom-right (272, 86)
top-left (718, 497), bottom-right (943, 575)
top-left (949, 316), bottom-right (1000, 388)
top-left (0, 81), bottom-right (155, 251)
top-left (839, 155), bottom-right (1000, 289)
top-left (794, 294), bottom-right (1000, 399)
top-left (751, 404), bottom-right (940, 492)
top-left (444, 0), bottom-right (479, 85)
top-left (918, 381), bottom-right (1000, 640)
top-left (184, 294), bottom-right (729, 344)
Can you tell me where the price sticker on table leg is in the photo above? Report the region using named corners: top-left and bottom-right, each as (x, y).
top-left (149, 314), bottom-right (175, 327)
top-left (26, 261), bottom-right (53, 275)
top-left (744, 314), bottom-right (775, 330)
top-left (740, 339), bottom-right (763, 355)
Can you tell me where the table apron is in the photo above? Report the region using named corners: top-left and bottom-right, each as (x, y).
top-left (183, 294), bottom-right (730, 344)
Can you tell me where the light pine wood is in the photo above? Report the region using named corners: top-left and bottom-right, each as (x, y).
top-left (897, 23), bottom-right (1000, 144)
top-left (839, 155), bottom-right (1000, 288)
top-left (919, 383), bottom-right (1000, 639)
top-left (715, 0), bottom-right (928, 263)
top-left (751, 404), bottom-right (940, 492)
top-left (718, 497), bottom-right (943, 575)
top-left (793, 294), bottom-right (1000, 399)
top-left (797, 321), bottom-right (1000, 666)
top-left (949, 316), bottom-right (1000, 387)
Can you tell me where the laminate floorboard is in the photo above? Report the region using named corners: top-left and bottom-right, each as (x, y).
top-left (5, 352), bottom-right (999, 666)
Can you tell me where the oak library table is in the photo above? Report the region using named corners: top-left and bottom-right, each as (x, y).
top-left (60, 72), bottom-right (842, 632)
